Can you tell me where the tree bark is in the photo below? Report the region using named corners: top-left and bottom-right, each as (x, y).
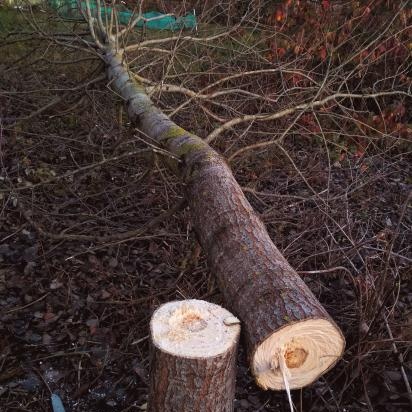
top-left (105, 48), bottom-right (345, 390)
top-left (148, 300), bottom-right (240, 412)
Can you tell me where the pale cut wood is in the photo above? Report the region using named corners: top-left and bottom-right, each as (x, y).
top-left (148, 299), bottom-right (240, 412)
top-left (253, 318), bottom-right (344, 390)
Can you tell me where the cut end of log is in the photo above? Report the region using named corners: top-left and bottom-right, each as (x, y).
top-left (252, 318), bottom-right (345, 390)
top-left (150, 299), bottom-right (240, 359)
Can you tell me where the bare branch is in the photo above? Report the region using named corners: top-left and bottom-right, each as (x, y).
top-left (206, 90), bottom-right (411, 143)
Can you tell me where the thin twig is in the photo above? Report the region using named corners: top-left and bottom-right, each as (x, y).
top-left (19, 198), bottom-right (186, 242)
top-left (384, 316), bottom-right (412, 407)
top-left (3, 293), bottom-right (50, 315)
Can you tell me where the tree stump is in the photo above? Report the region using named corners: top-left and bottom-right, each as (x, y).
top-left (148, 299), bottom-right (241, 412)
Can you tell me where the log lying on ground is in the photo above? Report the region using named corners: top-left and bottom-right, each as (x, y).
top-left (148, 299), bottom-right (240, 412)
top-left (105, 48), bottom-right (345, 390)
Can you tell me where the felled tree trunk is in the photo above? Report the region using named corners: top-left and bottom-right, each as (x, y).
top-left (105, 48), bottom-right (345, 390)
top-left (148, 300), bottom-right (240, 412)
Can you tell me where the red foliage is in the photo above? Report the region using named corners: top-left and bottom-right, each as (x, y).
top-left (322, 0), bottom-right (330, 10)
top-left (318, 46), bottom-right (327, 61)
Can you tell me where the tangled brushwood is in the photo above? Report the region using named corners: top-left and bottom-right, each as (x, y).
top-left (0, 0), bottom-right (411, 411)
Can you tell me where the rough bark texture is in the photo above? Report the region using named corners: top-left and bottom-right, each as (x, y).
top-left (148, 348), bottom-right (237, 412)
top-left (105, 48), bottom-right (344, 388)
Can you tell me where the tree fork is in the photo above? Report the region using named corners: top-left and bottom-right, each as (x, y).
top-left (148, 300), bottom-right (240, 412)
top-left (105, 48), bottom-right (345, 390)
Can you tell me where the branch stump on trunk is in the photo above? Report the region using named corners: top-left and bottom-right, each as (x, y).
top-left (148, 299), bottom-right (241, 412)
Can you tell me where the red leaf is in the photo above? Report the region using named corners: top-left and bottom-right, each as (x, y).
top-left (378, 44), bottom-right (386, 55)
top-left (355, 147), bottom-right (365, 158)
top-left (393, 103), bottom-right (406, 119)
top-left (360, 163), bottom-right (369, 173)
top-left (322, 0), bottom-right (330, 10)
top-left (291, 74), bottom-right (302, 86)
top-left (360, 50), bottom-right (369, 62)
top-left (86, 318), bottom-right (99, 335)
top-left (277, 47), bottom-right (286, 58)
top-left (275, 9), bottom-right (284, 22)
top-left (43, 312), bottom-right (55, 322)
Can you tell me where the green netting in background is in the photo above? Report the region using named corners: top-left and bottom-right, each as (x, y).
top-left (48, 0), bottom-right (197, 30)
